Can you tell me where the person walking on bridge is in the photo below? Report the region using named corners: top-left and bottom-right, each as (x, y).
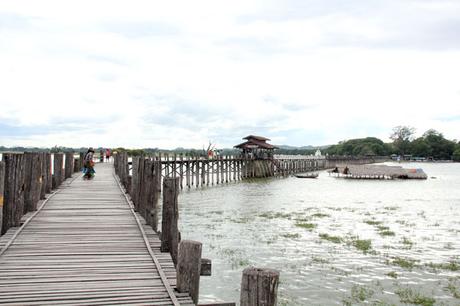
top-left (83, 148), bottom-right (95, 179)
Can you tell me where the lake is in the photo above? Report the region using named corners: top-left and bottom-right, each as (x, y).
top-left (177, 162), bottom-right (460, 305)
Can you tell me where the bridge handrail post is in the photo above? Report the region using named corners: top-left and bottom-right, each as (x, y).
top-left (0, 160), bottom-right (4, 234)
top-left (161, 177), bottom-right (180, 265)
top-left (177, 240), bottom-right (202, 305)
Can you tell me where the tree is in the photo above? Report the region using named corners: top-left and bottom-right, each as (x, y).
top-left (453, 149), bottom-right (460, 162)
top-left (390, 126), bottom-right (415, 155)
top-left (422, 129), bottom-right (455, 160)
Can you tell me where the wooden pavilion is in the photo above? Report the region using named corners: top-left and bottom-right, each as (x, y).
top-left (234, 135), bottom-right (278, 159)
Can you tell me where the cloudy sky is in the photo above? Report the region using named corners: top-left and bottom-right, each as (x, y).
top-left (1, 0), bottom-right (459, 149)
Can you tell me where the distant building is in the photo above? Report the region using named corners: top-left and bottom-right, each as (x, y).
top-left (315, 149), bottom-right (322, 157)
top-left (234, 135), bottom-right (278, 159)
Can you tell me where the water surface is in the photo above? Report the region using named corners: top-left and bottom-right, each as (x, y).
top-left (177, 162), bottom-right (460, 305)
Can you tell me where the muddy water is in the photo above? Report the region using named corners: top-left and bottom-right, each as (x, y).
top-left (177, 162), bottom-right (460, 305)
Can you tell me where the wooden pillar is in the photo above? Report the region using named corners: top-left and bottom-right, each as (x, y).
top-left (211, 160), bottom-right (215, 185)
top-left (52, 153), bottom-right (64, 189)
top-left (131, 156), bottom-right (141, 210)
top-left (172, 154), bottom-right (177, 179)
top-left (186, 157), bottom-right (190, 188)
top-left (151, 158), bottom-right (161, 231)
top-left (195, 158), bottom-right (199, 187)
top-left (64, 152), bottom-right (74, 179)
top-left (179, 154), bottom-right (184, 189)
top-left (240, 267), bottom-right (280, 306)
top-left (1, 153), bottom-right (25, 235)
top-left (0, 161), bottom-right (4, 234)
top-left (206, 161), bottom-right (210, 186)
top-left (24, 152), bottom-right (42, 213)
top-left (161, 177), bottom-right (180, 265)
top-left (201, 160), bottom-right (206, 186)
top-left (142, 159), bottom-right (154, 224)
top-left (216, 157), bottom-right (220, 184)
top-left (177, 240), bottom-right (202, 305)
top-left (44, 153), bottom-right (52, 193)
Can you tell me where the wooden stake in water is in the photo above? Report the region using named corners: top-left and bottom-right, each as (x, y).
top-left (240, 267), bottom-right (279, 306)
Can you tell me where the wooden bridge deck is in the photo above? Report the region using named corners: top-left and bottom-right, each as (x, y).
top-left (0, 163), bottom-right (193, 306)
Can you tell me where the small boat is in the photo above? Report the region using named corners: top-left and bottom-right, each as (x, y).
top-left (295, 172), bottom-right (319, 179)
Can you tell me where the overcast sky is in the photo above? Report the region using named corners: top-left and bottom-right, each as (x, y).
top-left (1, 0), bottom-right (459, 149)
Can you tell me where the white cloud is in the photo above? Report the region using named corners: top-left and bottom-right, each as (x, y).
top-left (1, 0), bottom-right (459, 148)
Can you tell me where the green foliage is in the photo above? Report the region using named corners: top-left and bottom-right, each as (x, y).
top-left (326, 137), bottom-right (390, 156)
top-left (396, 287), bottom-right (435, 306)
top-left (388, 127), bottom-right (456, 160)
top-left (295, 222), bottom-right (316, 230)
top-left (390, 126), bottom-right (416, 155)
top-left (319, 233), bottom-right (343, 243)
top-left (452, 148), bottom-right (460, 162)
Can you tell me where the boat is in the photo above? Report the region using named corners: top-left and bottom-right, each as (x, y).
top-left (295, 172), bottom-right (319, 179)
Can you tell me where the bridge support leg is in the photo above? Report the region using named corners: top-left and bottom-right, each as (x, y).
top-left (161, 177), bottom-right (180, 265)
top-left (177, 240), bottom-right (202, 305)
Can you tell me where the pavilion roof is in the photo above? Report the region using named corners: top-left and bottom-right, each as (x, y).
top-left (234, 138), bottom-right (277, 150)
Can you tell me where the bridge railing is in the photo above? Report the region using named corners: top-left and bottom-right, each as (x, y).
top-left (0, 152), bottom-right (82, 236)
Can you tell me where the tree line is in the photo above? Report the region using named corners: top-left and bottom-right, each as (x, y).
top-left (325, 126), bottom-right (460, 161)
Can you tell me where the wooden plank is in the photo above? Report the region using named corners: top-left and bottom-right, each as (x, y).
top-left (0, 162), bottom-right (192, 306)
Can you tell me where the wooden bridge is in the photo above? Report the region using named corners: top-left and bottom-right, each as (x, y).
top-left (0, 161), bottom-right (194, 306)
top-left (0, 151), bottom-right (385, 305)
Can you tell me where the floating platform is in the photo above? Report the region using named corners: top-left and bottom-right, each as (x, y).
top-left (329, 165), bottom-right (427, 180)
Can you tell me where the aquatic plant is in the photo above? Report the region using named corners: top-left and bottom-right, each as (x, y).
top-left (319, 233), bottom-right (343, 244)
top-left (401, 237), bottom-right (414, 249)
top-left (425, 260), bottom-right (459, 272)
top-left (311, 256), bottom-right (330, 264)
top-left (378, 230), bottom-right (396, 237)
top-left (391, 257), bottom-right (417, 270)
top-left (386, 271), bottom-right (398, 278)
top-left (350, 238), bottom-right (372, 253)
top-left (395, 287), bottom-right (435, 306)
top-left (447, 277), bottom-right (460, 299)
top-left (364, 220), bottom-right (383, 226)
top-left (342, 285), bottom-right (375, 305)
top-left (311, 213), bottom-right (330, 218)
top-left (295, 222), bottom-right (316, 230)
top-left (280, 233), bottom-right (300, 239)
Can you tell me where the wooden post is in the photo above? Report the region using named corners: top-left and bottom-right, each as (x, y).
top-left (216, 157), bottom-right (220, 184)
top-left (1, 153), bottom-right (25, 235)
top-left (64, 152), bottom-right (74, 179)
top-left (0, 161), bottom-right (4, 234)
top-left (142, 159), bottom-right (154, 223)
top-left (44, 153), bottom-right (52, 193)
top-left (177, 240), bottom-right (202, 305)
top-left (206, 161), bottom-right (210, 186)
top-left (39, 153), bottom-right (47, 199)
top-left (186, 157), bottom-right (190, 188)
top-left (52, 153), bottom-right (64, 189)
top-left (161, 177), bottom-right (180, 265)
top-left (179, 154), bottom-right (184, 189)
top-left (24, 152), bottom-right (42, 212)
top-left (201, 160), bottom-right (206, 186)
top-left (195, 157), bottom-right (199, 187)
top-left (240, 267), bottom-right (280, 306)
top-left (151, 158), bottom-right (161, 231)
top-left (131, 156), bottom-right (141, 210)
